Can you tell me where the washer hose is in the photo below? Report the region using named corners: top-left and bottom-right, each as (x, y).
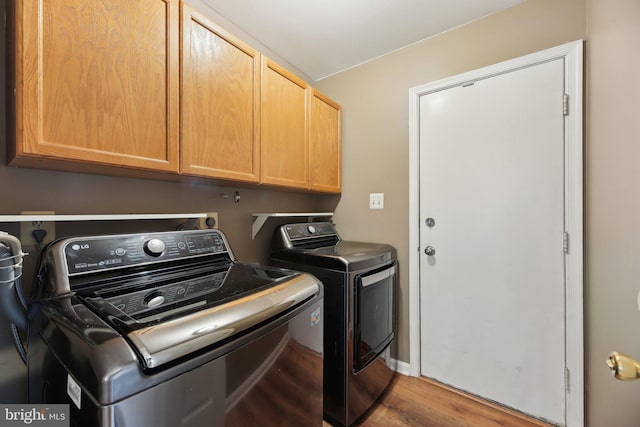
top-left (0, 244), bottom-right (27, 331)
top-left (0, 232), bottom-right (29, 365)
top-left (10, 322), bottom-right (27, 365)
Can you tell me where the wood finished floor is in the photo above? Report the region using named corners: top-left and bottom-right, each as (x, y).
top-left (323, 374), bottom-right (553, 427)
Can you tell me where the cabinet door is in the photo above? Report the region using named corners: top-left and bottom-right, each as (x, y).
top-left (309, 90), bottom-right (341, 193)
top-left (181, 5), bottom-right (260, 182)
top-left (260, 58), bottom-right (309, 189)
top-left (12, 0), bottom-right (180, 172)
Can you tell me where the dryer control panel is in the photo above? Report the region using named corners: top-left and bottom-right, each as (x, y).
top-left (272, 222), bottom-right (339, 250)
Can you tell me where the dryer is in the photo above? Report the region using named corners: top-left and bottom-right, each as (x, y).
top-left (271, 222), bottom-right (397, 426)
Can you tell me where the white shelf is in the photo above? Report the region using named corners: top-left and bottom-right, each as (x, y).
top-left (0, 213), bottom-right (207, 222)
top-left (251, 212), bottom-right (333, 239)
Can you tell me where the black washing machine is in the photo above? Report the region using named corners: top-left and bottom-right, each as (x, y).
top-left (270, 222), bottom-right (397, 426)
top-left (25, 229), bottom-right (324, 427)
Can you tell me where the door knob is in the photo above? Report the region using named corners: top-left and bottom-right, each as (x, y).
top-left (424, 246), bottom-right (436, 256)
top-left (607, 352), bottom-right (640, 380)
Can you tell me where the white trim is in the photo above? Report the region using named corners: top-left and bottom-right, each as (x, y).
top-left (408, 40), bottom-right (584, 427)
top-left (562, 40), bottom-right (584, 427)
top-left (0, 213), bottom-right (207, 222)
top-left (392, 358), bottom-right (412, 376)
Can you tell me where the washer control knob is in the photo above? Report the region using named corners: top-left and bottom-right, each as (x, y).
top-left (144, 291), bottom-right (165, 308)
top-left (307, 225), bottom-right (316, 234)
top-left (144, 238), bottom-right (166, 257)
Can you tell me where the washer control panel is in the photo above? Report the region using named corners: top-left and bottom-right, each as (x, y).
top-left (64, 230), bottom-right (229, 275)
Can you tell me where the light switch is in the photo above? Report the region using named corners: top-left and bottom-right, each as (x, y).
top-left (369, 193), bottom-right (384, 209)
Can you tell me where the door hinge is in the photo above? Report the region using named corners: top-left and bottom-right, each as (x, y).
top-left (563, 94), bottom-right (569, 116)
top-left (564, 367), bottom-right (570, 392)
top-left (563, 232), bottom-right (569, 254)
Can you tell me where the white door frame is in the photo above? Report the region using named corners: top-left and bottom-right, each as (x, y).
top-left (407, 40), bottom-right (584, 426)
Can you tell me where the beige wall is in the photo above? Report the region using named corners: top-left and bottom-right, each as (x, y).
top-left (314, 0), bottom-right (637, 425)
top-left (315, 0), bottom-right (587, 366)
top-left (586, 0), bottom-right (640, 425)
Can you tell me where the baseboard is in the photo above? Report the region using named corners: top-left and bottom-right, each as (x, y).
top-left (391, 358), bottom-right (412, 376)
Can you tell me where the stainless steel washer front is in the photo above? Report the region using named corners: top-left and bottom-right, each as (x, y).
top-left (28, 229), bottom-right (324, 427)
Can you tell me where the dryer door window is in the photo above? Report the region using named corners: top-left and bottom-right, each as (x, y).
top-left (354, 262), bottom-right (397, 372)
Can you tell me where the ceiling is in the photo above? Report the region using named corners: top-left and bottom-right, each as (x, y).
top-left (200, 0), bottom-right (525, 81)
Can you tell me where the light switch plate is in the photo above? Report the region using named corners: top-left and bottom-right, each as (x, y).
top-left (369, 193), bottom-right (384, 209)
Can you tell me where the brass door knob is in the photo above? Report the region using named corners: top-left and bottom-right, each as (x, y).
top-left (607, 352), bottom-right (640, 380)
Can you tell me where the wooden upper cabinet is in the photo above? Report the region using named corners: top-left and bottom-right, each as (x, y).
top-left (309, 89), bottom-right (341, 193)
top-left (180, 4), bottom-right (260, 182)
top-left (260, 57), bottom-right (309, 190)
top-left (10, 1), bottom-right (341, 192)
top-left (11, 0), bottom-right (180, 172)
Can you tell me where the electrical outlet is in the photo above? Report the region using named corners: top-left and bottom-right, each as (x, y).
top-left (197, 212), bottom-right (219, 229)
top-left (369, 193), bottom-right (384, 210)
top-left (180, 213), bottom-right (219, 230)
top-left (20, 210), bottom-right (56, 246)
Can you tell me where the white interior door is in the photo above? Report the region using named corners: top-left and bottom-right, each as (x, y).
top-left (419, 58), bottom-right (566, 424)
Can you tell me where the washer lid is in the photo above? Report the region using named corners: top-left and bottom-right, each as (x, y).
top-left (124, 270), bottom-right (319, 369)
top-left (77, 262), bottom-right (320, 370)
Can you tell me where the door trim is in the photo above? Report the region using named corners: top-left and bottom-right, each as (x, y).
top-left (408, 40), bottom-right (584, 426)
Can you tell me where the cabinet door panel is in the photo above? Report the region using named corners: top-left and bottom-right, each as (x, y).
top-left (309, 90), bottom-right (341, 193)
top-left (181, 5), bottom-right (260, 182)
top-left (14, 0), bottom-right (179, 172)
top-left (260, 58), bottom-right (309, 189)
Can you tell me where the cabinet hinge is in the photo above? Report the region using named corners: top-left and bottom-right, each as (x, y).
top-left (563, 94), bottom-right (569, 116)
top-left (563, 232), bottom-right (569, 254)
top-left (564, 367), bottom-right (570, 392)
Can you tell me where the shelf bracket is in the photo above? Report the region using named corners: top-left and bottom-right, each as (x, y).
top-left (252, 214), bottom-right (271, 240)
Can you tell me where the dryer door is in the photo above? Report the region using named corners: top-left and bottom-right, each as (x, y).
top-left (354, 262), bottom-right (397, 372)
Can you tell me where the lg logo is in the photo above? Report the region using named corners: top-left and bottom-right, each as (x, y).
top-left (71, 244), bottom-right (90, 251)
